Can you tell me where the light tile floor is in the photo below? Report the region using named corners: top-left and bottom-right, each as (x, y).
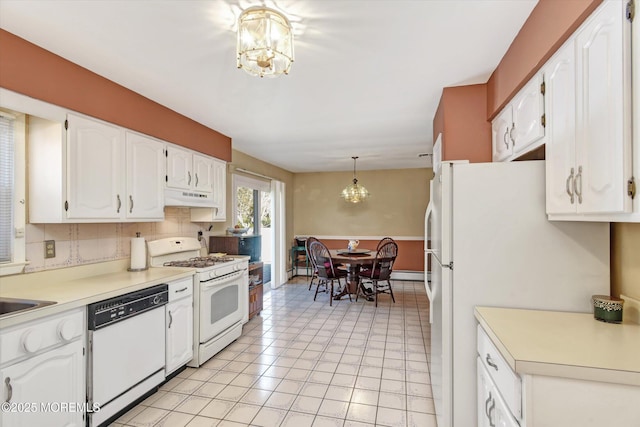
top-left (112, 277), bottom-right (435, 427)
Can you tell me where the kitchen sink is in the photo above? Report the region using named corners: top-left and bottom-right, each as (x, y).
top-left (0, 297), bottom-right (56, 317)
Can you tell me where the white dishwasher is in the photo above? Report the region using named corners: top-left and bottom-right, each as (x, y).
top-left (87, 284), bottom-right (167, 427)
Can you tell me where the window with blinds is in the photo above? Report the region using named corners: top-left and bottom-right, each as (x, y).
top-left (0, 113), bottom-right (15, 263)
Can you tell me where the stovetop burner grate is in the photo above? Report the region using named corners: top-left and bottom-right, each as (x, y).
top-left (163, 255), bottom-right (235, 269)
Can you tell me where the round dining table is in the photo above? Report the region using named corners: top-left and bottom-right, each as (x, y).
top-left (329, 249), bottom-right (376, 300)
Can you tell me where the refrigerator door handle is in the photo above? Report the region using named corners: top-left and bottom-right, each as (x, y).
top-left (425, 201), bottom-right (433, 251)
top-left (425, 199), bottom-right (452, 268)
top-left (424, 199), bottom-right (434, 324)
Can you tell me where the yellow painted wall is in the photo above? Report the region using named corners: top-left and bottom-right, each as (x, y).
top-left (611, 223), bottom-right (640, 299)
top-left (293, 168), bottom-right (431, 237)
top-left (209, 149), bottom-right (295, 249)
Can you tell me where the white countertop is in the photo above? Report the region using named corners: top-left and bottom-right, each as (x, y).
top-left (475, 306), bottom-right (640, 386)
top-left (0, 260), bottom-right (195, 329)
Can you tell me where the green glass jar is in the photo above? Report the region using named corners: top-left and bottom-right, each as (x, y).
top-left (592, 295), bottom-right (624, 323)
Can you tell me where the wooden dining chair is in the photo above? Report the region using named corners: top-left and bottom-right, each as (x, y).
top-left (359, 237), bottom-right (396, 296)
top-left (377, 237), bottom-right (396, 251)
top-left (308, 240), bottom-right (349, 306)
top-left (305, 236), bottom-right (320, 290)
top-left (357, 240), bottom-right (398, 307)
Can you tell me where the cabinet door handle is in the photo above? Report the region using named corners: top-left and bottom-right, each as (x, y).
top-left (4, 377), bottom-right (12, 403)
top-left (574, 165), bottom-right (583, 204)
top-left (486, 353), bottom-right (498, 371)
top-left (176, 287), bottom-right (188, 293)
top-left (488, 397), bottom-right (496, 427)
top-left (188, 171), bottom-right (192, 186)
top-left (566, 167), bottom-right (575, 204)
top-left (116, 194), bottom-right (121, 213)
top-left (168, 311), bottom-right (173, 329)
top-left (195, 173), bottom-right (199, 187)
top-left (503, 128), bottom-right (509, 149)
top-left (509, 124), bottom-right (516, 146)
top-left (485, 392), bottom-right (492, 418)
top-left (129, 195), bottom-right (134, 213)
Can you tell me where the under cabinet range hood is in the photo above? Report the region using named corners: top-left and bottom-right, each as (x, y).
top-left (164, 188), bottom-right (217, 208)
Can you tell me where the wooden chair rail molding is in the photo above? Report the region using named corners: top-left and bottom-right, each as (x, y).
top-left (294, 236), bottom-right (425, 272)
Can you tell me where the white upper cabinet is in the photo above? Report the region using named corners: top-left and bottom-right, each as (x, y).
top-left (166, 146), bottom-right (214, 193)
top-left (546, 0), bottom-right (633, 220)
top-left (126, 132), bottom-right (165, 220)
top-left (190, 158), bottom-right (227, 222)
top-left (491, 107), bottom-right (513, 162)
top-left (545, 39), bottom-right (577, 214)
top-left (574, 0), bottom-right (631, 214)
top-left (211, 158), bottom-right (226, 217)
top-left (166, 145), bottom-right (193, 190)
top-left (511, 74), bottom-right (546, 156)
top-left (67, 114), bottom-right (125, 219)
top-left (29, 113), bottom-right (165, 222)
top-left (492, 74), bottom-right (545, 162)
top-left (193, 153), bottom-right (214, 193)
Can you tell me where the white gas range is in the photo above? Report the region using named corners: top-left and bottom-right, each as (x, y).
top-left (147, 237), bottom-right (249, 367)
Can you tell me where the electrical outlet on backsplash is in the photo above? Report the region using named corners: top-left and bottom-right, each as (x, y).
top-left (23, 207), bottom-right (207, 273)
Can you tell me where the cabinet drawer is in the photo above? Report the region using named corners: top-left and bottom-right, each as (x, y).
top-left (477, 325), bottom-right (522, 419)
top-left (168, 277), bottom-right (193, 302)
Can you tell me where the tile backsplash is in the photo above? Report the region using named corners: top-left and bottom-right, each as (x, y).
top-left (25, 208), bottom-right (218, 273)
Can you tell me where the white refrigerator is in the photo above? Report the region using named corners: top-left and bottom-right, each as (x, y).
top-left (424, 160), bottom-right (609, 427)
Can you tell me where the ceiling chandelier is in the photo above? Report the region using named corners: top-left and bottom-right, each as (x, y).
top-left (341, 157), bottom-right (370, 203)
top-left (236, 6), bottom-right (294, 78)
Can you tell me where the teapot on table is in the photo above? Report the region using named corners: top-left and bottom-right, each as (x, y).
top-left (347, 239), bottom-right (360, 251)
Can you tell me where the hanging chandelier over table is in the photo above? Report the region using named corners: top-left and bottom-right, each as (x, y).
top-left (236, 6), bottom-right (294, 78)
top-left (341, 157), bottom-right (370, 203)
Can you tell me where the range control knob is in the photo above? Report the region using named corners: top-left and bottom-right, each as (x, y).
top-left (152, 295), bottom-right (161, 305)
top-left (21, 329), bottom-right (43, 354)
top-left (57, 319), bottom-right (77, 342)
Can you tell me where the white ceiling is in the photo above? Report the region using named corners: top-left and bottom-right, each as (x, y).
top-left (0, 0), bottom-right (537, 173)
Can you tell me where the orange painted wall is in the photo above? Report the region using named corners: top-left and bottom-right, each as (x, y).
top-left (320, 239), bottom-right (424, 272)
top-left (486, 0), bottom-right (602, 119)
top-left (432, 84), bottom-right (491, 162)
top-left (0, 29), bottom-right (231, 161)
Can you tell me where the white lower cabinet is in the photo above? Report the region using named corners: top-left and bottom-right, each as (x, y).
top-left (0, 308), bottom-right (85, 427)
top-left (521, 374), bottom-right (640, 427)
top-left (0, 340), bottom-right (85, 427)
top-left (477, 325), bottom-right (522, 426)
top-left (477, 322), bottom-right (640, 427)
top-left (166, 278), bottom-right (194, 375)
top-left (477, 358), bottom-right (519, 427)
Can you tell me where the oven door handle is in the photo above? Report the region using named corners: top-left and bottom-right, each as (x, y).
top-left (201, 270), bottom-right (244, 288)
